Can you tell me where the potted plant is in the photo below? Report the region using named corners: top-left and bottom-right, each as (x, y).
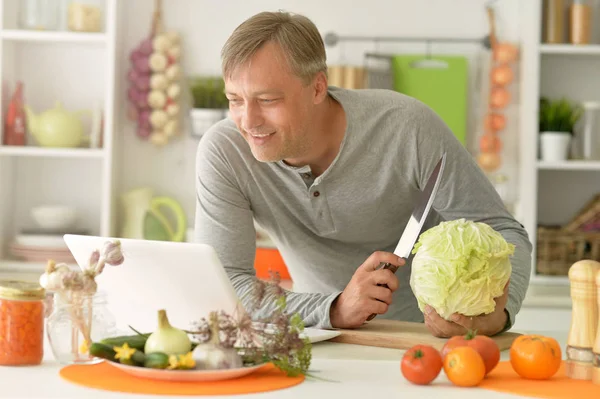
top-left (538, 97), bottom-right (583, 161)
top-left (189, 76), bottom-right (229, 138)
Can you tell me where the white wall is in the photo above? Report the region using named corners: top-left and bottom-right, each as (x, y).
top-left (115, 0), bottom-right (522, 230)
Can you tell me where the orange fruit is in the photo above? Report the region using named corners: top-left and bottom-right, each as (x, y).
top-left (443, 346), bottom-right (486, 387)
top-left (510, 334), bottom-right (562, 380)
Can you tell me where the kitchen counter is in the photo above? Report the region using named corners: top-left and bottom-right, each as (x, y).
top-left (0, 328), bottom-right (572, 399)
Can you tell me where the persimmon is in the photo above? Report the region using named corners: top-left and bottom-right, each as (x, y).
top-left (400, 344), bottom-right (443, 385)
top-left (441, 330), bottom-right (500, 374)
top-left (510, 334), bottom-right (562, 380)
top-left (443, 346), bottom-right (486, 387)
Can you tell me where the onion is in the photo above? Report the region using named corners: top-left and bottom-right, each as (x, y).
top-left (139, 38), bottom-right (154, 55)
top-left (191, 312), bottom-right (243, 370)
top-left (134, 56), bottom-right (151, 74)
top-left (144, 309), bottom-right (191, 356)
top-left (138, 110), bottom-right (151, 129)
top-left (135, 74), bottom-right (151, 91)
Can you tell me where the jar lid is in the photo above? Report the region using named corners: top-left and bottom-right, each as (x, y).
top-left (0, 280), bottom-right (46, 300)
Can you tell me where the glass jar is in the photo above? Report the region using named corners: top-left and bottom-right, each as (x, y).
top-left (46, 291), bottom-right (117, 365)
top-left (569, 0), bottom-right (592, 45)
top-left (67, 0), bottom-right (104, 33)
top-left (0, 280), bottom-right (46, 366)
top-left (543, 0), bottom-right (565, 44)
top-left (19, 0), bottom-right (60, 31)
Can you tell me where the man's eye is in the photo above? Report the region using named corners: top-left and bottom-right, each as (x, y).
top-left (260, 98), bottom-right (277, 103)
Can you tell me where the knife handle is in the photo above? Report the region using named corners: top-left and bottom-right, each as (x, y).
top-left (366, 262), bottom-right (400, 321)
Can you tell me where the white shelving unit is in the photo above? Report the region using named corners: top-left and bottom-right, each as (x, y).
top-left (519, 0), bottom-right (600, 285)
top-left (0, 0), bottom-right (121, 272)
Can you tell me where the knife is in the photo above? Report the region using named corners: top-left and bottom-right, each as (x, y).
top-left (366, 152), bottom-right (447, 321)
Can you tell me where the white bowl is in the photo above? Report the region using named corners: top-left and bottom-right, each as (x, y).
top-left (30, 205), bottom-right (77, 230)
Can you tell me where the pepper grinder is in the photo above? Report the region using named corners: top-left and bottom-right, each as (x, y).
top-left (566, 260), bottom-right (600, 380)
top-left (565, 259), bottom-right (600, 380)
top-left (593, 268), bottom-right (600, 385)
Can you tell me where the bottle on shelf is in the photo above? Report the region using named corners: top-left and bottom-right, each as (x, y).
top-left (543, 0), bottom-right (566, 43)
top-left (2, 82), bottom-right (27, 147)
top-left (569, 0), bottom-right (593, 45)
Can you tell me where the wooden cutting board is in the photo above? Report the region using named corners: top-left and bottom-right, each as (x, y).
top-left (328, 319), bottom-right (521, 351)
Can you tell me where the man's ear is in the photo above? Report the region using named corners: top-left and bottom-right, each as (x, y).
top-left (312, 71), bottom-right (329, 104)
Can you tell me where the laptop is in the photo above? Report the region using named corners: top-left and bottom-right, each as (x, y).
top-left (62, 234), bottom-right (241, 334)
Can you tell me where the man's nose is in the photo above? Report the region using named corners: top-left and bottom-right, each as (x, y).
top-left (241, 102), bottom-right (264, 130)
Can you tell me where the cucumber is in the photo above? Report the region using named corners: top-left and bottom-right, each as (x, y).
top-left (100, 334), bottom-right (149, 351)
top-left (144, 352), bottom-right (170, 369)
top-left (89, 342), bottom-right (117, 361)
top-left (120, 349), bottom-right (146, 366)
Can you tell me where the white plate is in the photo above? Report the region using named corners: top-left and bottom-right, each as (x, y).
top-left (301, 328), bottom-right (341, 343)
top-left (107, 361), bottom-right (266, 382)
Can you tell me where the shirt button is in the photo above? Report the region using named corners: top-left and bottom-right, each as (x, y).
top-left (313, 191), bottom-right (320, 197)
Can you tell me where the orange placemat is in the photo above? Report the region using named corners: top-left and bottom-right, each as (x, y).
top-left (480, 361), bottom-right (600, 399)
top-left (59, 362), bottom-right (304, 396)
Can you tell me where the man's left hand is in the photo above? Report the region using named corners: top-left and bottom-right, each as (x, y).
top-left (423, 280), bottom-right (510, 338)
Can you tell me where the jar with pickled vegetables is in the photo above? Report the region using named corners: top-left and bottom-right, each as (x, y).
top-left (0, 280), bottom-right (46, 366)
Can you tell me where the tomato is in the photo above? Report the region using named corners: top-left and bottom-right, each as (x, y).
top-left (443, 346), bottom-right (486, 387)
top-left (441, 330), bottom-right (500, 374)
top-left (400, 344), bottom-right (443, 385)
top-left (510, 334), bottom-right (562, 380)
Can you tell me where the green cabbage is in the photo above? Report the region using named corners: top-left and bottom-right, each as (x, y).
top-left (409, 218), bottom-right (514, 320)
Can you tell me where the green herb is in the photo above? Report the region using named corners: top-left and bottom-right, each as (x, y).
top-left (539, 96), bottom-right (583, 135)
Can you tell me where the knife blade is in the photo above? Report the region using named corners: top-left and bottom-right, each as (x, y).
top-left (366, 152), bottom-right (446, 321)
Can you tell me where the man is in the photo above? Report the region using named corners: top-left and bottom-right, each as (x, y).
top-left (194, 10), bottom-right (532, 337)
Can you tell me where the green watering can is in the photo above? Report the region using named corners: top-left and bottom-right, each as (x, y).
top-left (120, 187), bottom-right (186, 242)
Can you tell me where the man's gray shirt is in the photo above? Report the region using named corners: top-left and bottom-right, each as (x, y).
top-left (194, 86), bottom-right (532, 330)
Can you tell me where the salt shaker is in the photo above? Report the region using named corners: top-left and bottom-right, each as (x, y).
top-left (566, 260), bottom-right (600, 380)
top-left (593, 268), bottom-right (600, 385)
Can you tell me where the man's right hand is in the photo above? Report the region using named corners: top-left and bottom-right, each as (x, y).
top-left (329, 251), bottom-right (404, 329)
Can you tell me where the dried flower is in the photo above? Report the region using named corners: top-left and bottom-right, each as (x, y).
top-left (188, 275), bottom-right (312, 377)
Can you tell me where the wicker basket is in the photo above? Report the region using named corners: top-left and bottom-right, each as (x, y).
top-left (536, 226), bottom-right (600, 276)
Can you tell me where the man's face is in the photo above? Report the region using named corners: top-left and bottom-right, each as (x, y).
top-left (225, 41), bottom-right (323, 164)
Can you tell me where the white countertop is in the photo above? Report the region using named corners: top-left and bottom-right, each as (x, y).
top-left (0, 328), bottom-right (571, 399)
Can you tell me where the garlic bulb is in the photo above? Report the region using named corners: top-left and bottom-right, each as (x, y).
top-left (150, 110), bottom-right (168, 128)
top-left (163, 119), bottom-right (179, 137)
top-left (148, 90), bottom-right (167, 109)
top-left (192, 311), bottom-right (243, 370)
top-left (150, 74), bottom-right (168, 90)
top-left (153, 34), bottom-right (171, 53)
top-left (167, 46), bottom-right (181, 61)
top-left (167, 83), bottom-right (181, 99)
top-left (149, 53), bottom-right (168, 72)
top-left (39, 260), bottom-right (71, 291)
top-left (165, 103), bottom-right (180, 117)
top-left (165, 64), bottom-right (181, 81)
top-left (145, 309), bottom-right (191, 356)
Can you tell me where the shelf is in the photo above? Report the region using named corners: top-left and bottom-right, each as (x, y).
top-left (537, 160), bottom-right (600, 171)
top-left (0, 29), bottom-right (106, 44)
top-left (0, 259), bottom-right (77, 274)
top-left (0, 146), bottom-right (105, 159)
top-left (540, 44), bottom-right (600, 55)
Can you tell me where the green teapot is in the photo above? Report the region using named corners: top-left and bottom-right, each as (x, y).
top-left (120, 187), bottom-right (187, 242)
top-left (24, 101), bottom-right (90, 147)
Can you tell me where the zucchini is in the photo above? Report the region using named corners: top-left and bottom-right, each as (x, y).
top-left (89, 342), bottom-right (117, 361)
top-left (144, 352), bottom-right (170, 369)
top-left (100, 334), bottom-right (149, 351)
